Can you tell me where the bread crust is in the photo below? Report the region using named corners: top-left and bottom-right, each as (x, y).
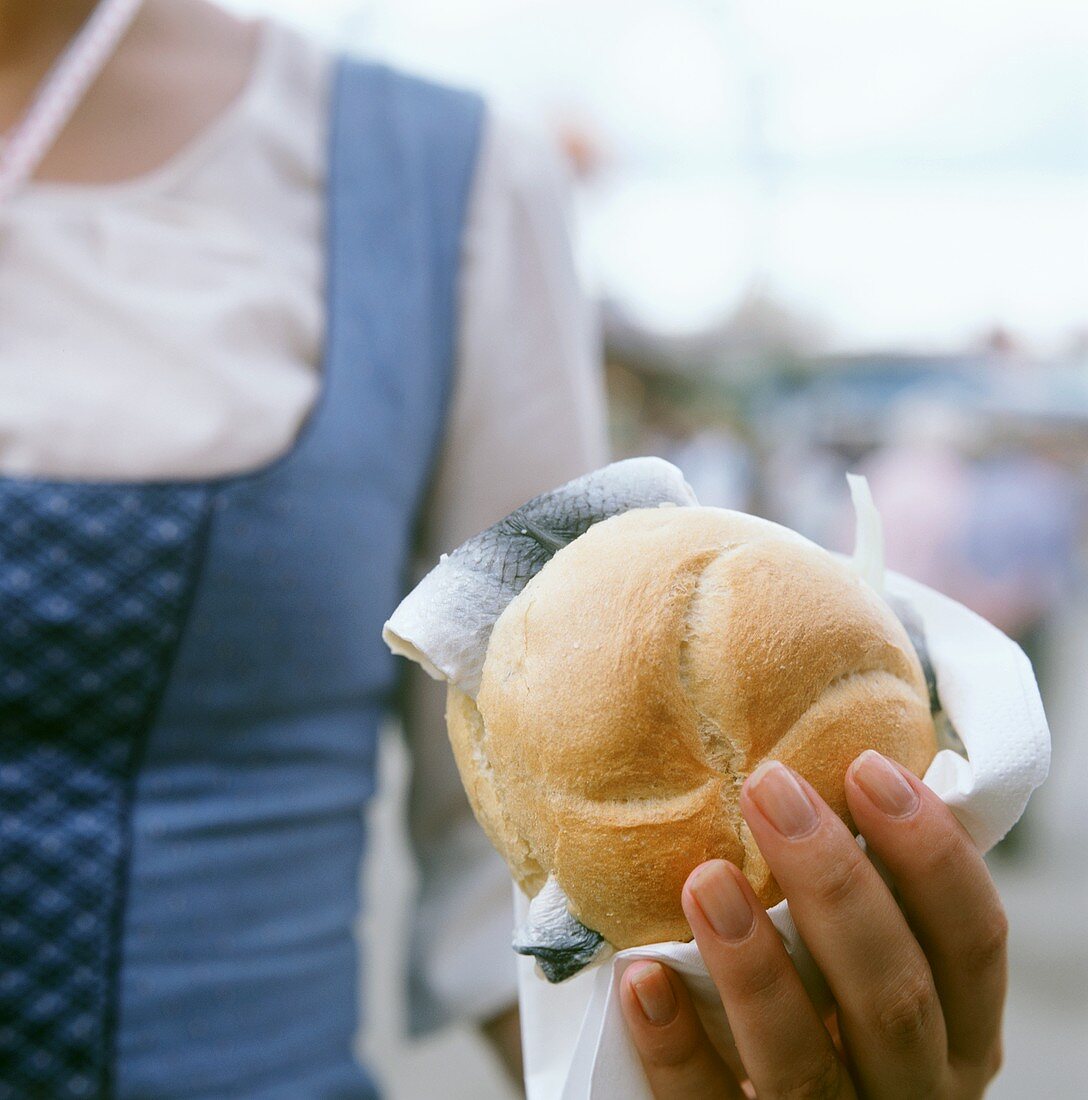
top-left (458, 506), bottom-right (937, 948)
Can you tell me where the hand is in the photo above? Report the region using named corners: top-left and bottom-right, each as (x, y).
top-left (482, 1003), bottom-right (525, 1093)
top-left (620, 751), bottom-right (1007, 1099)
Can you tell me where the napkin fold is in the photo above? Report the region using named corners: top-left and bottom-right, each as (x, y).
top-left (518, 568), bottom-right (1051, 1100)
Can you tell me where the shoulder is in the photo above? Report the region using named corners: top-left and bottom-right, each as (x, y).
top-left (326, 54), bottom-right (490, 219)
top-left (472, 111), bottom-right (572, 217)
top-left (332, 54), bottom-right (485, 145)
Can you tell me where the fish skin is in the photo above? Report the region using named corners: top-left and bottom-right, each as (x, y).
top-left (384, 457), bottom-right (697, 697)
top-left (513, 930), bottom-right (606, 985)
top-left (888, 594), bottom-right (940, 714)
top-left (889, 594), bottom-right (966, 755)
top-left (453, 456), bottom-right (696, 598)
top-left (512, 876), bottom-right (608, 984)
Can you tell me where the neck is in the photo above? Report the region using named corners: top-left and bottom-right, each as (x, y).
top-left (0, 2), bottom-right (100, 67)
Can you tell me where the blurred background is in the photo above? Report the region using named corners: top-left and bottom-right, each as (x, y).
top-left (223, 1), bottom-right (1087, 1095)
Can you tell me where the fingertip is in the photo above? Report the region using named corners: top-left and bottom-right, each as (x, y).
top-left (623, 961), bottom-right (678, 1027)
top-left (846, 749), bottom-right (926, 821)
top-left (621, 960), bottom-right (743, 1097)
top-left (845, 751), bottom-right (989, 892)
top-left (619, 966), bottom-right (645, 1023)
top-left (624, 960), bottom-right (666, 992)
top-left (740, 761), bottom-right (836, 844)
top-left (847, 748), bottom-right (923, 786)
top-left (741, 759), bottom-right (821, 797)
top-left (681, 860), bottom-right (723, 925)
top-left (682, 858), bottom-right (733, 898)
top-left (683, 859), bottom-right (759, 945)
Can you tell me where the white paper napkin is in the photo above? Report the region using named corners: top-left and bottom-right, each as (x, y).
top-left (517, 568), bottom-right (1051, 1100)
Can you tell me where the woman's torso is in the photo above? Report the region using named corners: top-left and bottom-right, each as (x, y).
top-left (0, 19), bottom-right (326, 481)
top-left (0, 22), bottom-right (485, 1098)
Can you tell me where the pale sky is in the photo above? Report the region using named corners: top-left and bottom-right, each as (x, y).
top-left (223, 0), bottom-right (1088, 350)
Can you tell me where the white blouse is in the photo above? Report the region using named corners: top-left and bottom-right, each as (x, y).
top-left (0, 19), bottom-right (608, 1026)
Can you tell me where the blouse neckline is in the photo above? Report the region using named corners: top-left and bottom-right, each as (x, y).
top-left (19, 17), bottom-right (278, 206)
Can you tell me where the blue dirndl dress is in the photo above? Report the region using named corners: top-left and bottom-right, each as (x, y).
top-left (0, 60), bottom-right (483, 1099)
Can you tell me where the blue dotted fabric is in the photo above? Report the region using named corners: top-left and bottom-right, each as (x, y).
top-left (0, 483), bottom-right (211, 1099)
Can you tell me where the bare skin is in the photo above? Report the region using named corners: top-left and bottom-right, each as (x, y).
top-left (483, 1003), bottom-right (525, 1090)
top-left (1, 0), bottom-right (526, 1081)
top-left (0, 0), bottom-right (257, 185)
top-left (621, 751), bottom-right (1007, 1098)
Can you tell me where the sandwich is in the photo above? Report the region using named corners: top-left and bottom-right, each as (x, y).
top-left (384, 458), bottom-right (940, 982)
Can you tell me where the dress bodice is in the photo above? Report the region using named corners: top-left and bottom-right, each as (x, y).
top-left (0, 60), bottom-right (483, 1100)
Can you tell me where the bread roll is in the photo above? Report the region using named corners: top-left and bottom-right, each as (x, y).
top-left (446, 505), bottom-right (937, 949)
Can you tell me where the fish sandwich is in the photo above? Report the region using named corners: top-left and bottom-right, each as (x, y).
top-left (384, 459), bottom-right (940, 981)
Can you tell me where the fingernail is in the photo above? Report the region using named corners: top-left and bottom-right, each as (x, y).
top-left (746, 761), bottom-right (819, 838)
top-left (688, 861), bottom-right (754, 941)
top-left (628, 962), bottom-right (677, 1025)
top-left (851, 750), bottom-right (919, 818)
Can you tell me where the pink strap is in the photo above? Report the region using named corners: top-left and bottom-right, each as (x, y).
top-left (0, 0), bottom-right (144, 203)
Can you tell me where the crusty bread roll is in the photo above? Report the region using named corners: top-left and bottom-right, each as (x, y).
top-left (446, 505), bottom-right (937, 949)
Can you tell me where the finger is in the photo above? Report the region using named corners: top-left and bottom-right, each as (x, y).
top-left (846, 750), bottom-right (1007, 1072)
top-left (620, 960), bottom-right (744, 1100)
top-left (683, 860), bottom-right (855, 1100)
top-left (741, 761), bottom-right (947, 1098)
